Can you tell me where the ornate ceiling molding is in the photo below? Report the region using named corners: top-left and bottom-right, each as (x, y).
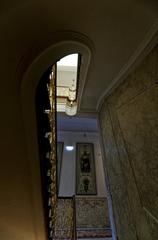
top-left (97, 19), bottom-right (158, 112)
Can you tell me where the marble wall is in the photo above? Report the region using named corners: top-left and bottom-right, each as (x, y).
top-left (76, 197), bottom-right (110, 229)
top-left (99, 44), bottom-right (158, 240)
top-left (54, 198), bottom-right (74, 239)
top-left (75, 197), bottom-right (112, 239)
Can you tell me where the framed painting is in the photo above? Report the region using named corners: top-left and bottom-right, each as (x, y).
top-left (57, 142), bottom-right (64, 193)
top-left (76, 143), bottom-right (97, 195)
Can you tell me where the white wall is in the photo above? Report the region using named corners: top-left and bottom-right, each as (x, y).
top-left (57, 131), bottom-right (107, 197)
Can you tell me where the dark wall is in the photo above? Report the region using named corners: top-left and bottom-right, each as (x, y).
top-left (99, 45), bottom-right (158, 240)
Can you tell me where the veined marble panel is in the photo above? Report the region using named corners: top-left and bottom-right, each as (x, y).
top-left (107, 45), bottom-right (158, 109)
top-left (54, 198), bottom-right (74, 239)
top-left (76, 197), bottom-right (110, 229)
top-left (117, 85), bottom-right (158, 222)
top-left (108, 104), bottom-right (152, 240)
top-left (100, 105), bottom-right (137, 240)
top-left (99, 44), bottom-right (158, 240)
top-left (76, 197), bottom-right (112, 239)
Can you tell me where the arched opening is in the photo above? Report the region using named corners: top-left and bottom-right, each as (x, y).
top-left (35, 51), bottom-right (113, 239)
top-left (20, 39), bottom-right (92, 239)
top-left (20, 36), bottom-right (114, 239)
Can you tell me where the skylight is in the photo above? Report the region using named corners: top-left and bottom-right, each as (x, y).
top-left (57, 54), bottom-right (78, 67)
top-left (56, 53), bottom-right (79, 115)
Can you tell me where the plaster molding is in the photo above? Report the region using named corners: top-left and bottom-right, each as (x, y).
top-left (57, 111), bottom-right (97, 119)
top-left (20, 33), bottom-right (93, 115)
top-left (97, 19), bottom-right (158, 112)
top-left (58, 130), bottom-right (99, 135)
top-left (19, 31), bottom-right (93, 92)
top-left (78, 108), bottom-right (98, 116)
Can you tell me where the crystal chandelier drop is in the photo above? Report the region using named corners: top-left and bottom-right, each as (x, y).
top-left (65, 80), bottom-right (77, 116)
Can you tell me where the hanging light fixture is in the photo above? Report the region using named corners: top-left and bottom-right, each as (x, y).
top-left (65, 98), bottom-right (77, 116)
top-left (68, 81), bottom-right (76, 101)
top-left (65, 79), bottom-right (77, 116)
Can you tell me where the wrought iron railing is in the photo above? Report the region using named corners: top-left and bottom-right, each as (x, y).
top-left (36, 64), bottom-right (57, 239)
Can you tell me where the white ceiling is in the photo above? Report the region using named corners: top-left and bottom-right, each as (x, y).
top-left (1, 0), bottom-right (158, 114)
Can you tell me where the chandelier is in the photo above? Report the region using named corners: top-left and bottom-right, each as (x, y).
top-left (65, 80), bottom-right (77, 116)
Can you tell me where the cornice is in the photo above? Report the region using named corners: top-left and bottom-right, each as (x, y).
top-left (97, 18), bottom-right (158, 112)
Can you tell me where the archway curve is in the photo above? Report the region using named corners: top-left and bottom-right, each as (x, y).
top-left (21, 39), bottom-right (92, 112)
top-left (20, 38), bottom-right (92, 240)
